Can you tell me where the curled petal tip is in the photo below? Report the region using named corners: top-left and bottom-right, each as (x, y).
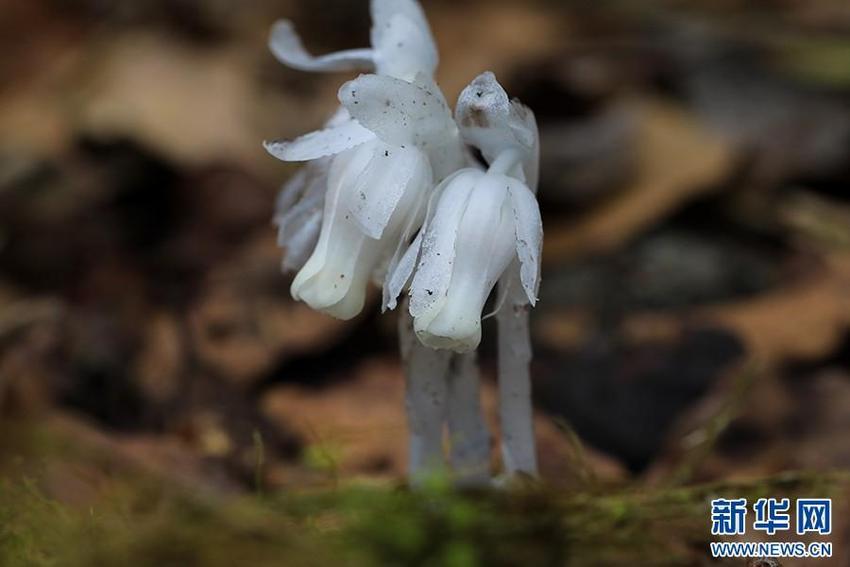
top-left (269, 19), bottom-right (375, 73)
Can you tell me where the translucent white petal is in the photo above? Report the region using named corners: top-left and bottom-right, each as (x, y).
top-left (274, 157), bottom-right (329, 241)
top-left (264, 120), bottom-right (375, 162)
top-left (414, 173), bottom-right (515, 351)
top-left (345, 142), bottom-right (432, 239)
top-left (408, 169), bottom-right (482, 320)
top-left (273, 157), bottom-right (328, 273)
top-left (338, 74), bottom-right (453, 147)
top-left (290, 140), bottom-right (432, 320)
top-left (372, 13), bottom-right (437, 80)
top-left (290, 147), bottom-right (375, 319)
top-left (275, 167), bottom-right (308, 215)
top-left (381, 168), bottom-right (468, 311)
top-left (324, 106), bottom-right (353, 128)
top-left (371, 0), bottom-right (432, 42)
top-left (378, 186), bottom-right (429, 310)
top-left (269, 20), bottom-right (375, 73)
top-left (291, 147), bottom-right (369, 289)
top-left (275, 188), bottom-right (322, 247)
top-left (282, 208), bottom-right (322, 272)
top-left (383, 230), bottom-right (422, 311)
top-left (506, 177), bottom-right (543, 305)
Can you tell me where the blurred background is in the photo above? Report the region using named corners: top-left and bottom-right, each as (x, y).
top-left (2, 0), bottom-right (850, 562)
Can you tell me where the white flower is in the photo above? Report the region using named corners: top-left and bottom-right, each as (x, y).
top-left (269, 0), bottom-right (437, 82)
top-left (393, 168), bottom-right (541, 352)
top-left (290, 139), bottom-right (431, 319)
top-left (267, 0), bottom-right (440, 273)
top-left (384, 72), bottom-right (543, 351)
top-left (267, 73), bottom-right (463, 319)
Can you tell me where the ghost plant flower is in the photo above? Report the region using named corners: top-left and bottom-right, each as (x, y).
top-left (386, 72), bottom-right (542, 353)
top-left (456, 72), bottom-right (543, 476)
top-left (383, 72), bottom-right (543, 478)
top-left (388, 167), bottom-right (540, 351)
top-left (266, 0), bottom-right (544, 482)
top-left (265, 0), bottom-right (439, 272)
top-left (266, 73), bottom-right (463, 319)
top-left (265, 0), bottom-right (464, 319)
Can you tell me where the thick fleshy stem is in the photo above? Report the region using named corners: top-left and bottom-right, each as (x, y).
top-left (399, 299), bottom-right (450, 484)
top-left (446, 351), bottom-right (491, 486)
top-left (496, 268), bottom-right (538, 476)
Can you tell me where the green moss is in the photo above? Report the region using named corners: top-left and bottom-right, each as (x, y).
top-left (3, 470), bottom-right (848, 567)
top-left (1, 420), bottom-right (848, 566)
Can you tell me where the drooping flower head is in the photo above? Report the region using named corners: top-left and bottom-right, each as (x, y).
top-left (266, 1), bottom-right (468, 319)
top-left (269, 0), bottom-right (437, 81)
top-left (266, 72), bottom-right (464, 319)
top-left (386, 73), bottom-right (543, 352)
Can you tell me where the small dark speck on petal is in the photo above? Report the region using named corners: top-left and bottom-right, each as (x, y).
top-left (476, 91), bottom-right (483, 97)
top-left (385, 150), bottom-right (389, 157)
top-left (426, 289), bottom-right (434, 296)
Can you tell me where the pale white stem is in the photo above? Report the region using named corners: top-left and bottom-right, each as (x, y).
top-left (399, 300), bottom-right (450, 484)
top-left (447, 351), bottom-right (491, 486)
top-left (496, 268), bottom-right (538, 476)
top-left (487, 148), bottom-right (523, 177)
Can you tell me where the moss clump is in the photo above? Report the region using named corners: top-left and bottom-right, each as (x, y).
top-left (1, 419), bottom-right (847, 566)
top-left (2, 470), bottom-right (847, 567)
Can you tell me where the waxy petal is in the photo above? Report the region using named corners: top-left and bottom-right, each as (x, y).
top-left (382, 168), bottom-right (471, 311)
top-left (413, 171), bottom-right (515, 352)
top-left (264, 120), bottom-right (375, 162)
top-left (281, 208), bottom-right (322, 271)
top-left (372, 13), bottom-right (438, 80)
top-left (383, 230), bottom-right (422, 311)
top-left (338, 74), bottom-right (453, 148)
top-left (291, 147), bottom-right (370, 288)
top-left (370, 0), bottom-right (432, 43)
top-left (408, 169), bottom-right (481, 319)
top-left (269, 20), bottom-right (375, 72)
top-left (506, 177), bottom-right (543, 305)
top-left (345, 142), bottom-right (432, 239)
top-left (274, 158), bottom-right (329, 271)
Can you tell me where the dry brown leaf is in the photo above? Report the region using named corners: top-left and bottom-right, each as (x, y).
top-left (703, 255), bottom-right (850, 363)
top-left (544, 97), bottom-right (734, 262)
